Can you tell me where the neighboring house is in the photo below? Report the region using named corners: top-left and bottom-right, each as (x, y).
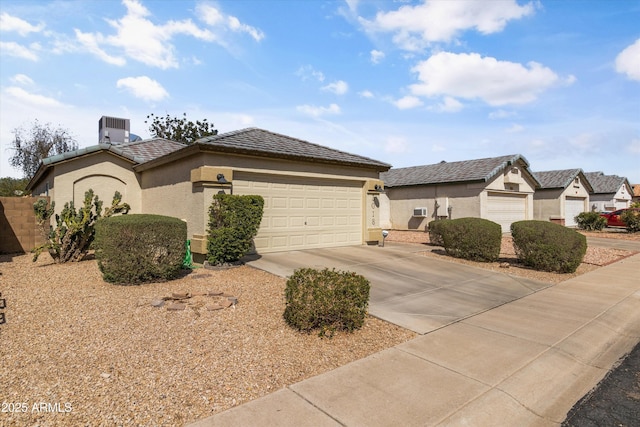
top-left (26, 127), bottom-right (389, 260)
top-left (380, 154), bottom-right (540, 233)
top-left (584, 172), bottom-right (632, 212)
top-left (532, 169), bottom-right (593, 227)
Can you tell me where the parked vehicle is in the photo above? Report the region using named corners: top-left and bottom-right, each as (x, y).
top-left (599, 208), bottom-right (640, 227)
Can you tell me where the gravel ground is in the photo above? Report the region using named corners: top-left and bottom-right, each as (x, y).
top-left (386, 230), bottom-right (636, 284)
top-left (1, 229), bottom-right (635, 426)
top-left (0, 254), bottom-right (414, 426)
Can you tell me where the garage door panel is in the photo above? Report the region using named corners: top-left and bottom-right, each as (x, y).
top-left (487, 193), bottom-right (527, 232)
top-left (234, 173), bottom-right (363, 253)
top-left (565, 197), bottom-right (586, 227)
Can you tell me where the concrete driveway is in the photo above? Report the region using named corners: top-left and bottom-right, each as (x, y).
top-left (246, 242), bottom-right (552, 334)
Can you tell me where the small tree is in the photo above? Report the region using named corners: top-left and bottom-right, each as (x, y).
top-left (0, 177), bottom-right (30, 196)
top-left (33, 190), bottom-right (130, 263)
top-left (207, 194), bottom-right (264, 265)
top-left (145, 113), bottom-right (217, 144)
top-left (10, 120), bottom-right (78, 178)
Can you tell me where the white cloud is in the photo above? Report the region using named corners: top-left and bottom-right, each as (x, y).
top-left (505, 123), bottom-right (524, 133)
top-left (322, 80), bottom-right (349, 95)
top-left (488, 109), bottom-right (516, 120)
top-left (296, 65), bottom-right (325, 82)
top-left (116, 76), bottom-right (169, 101)
top-left (10, 74), bottom-right (34, 86)
top-left (393, 95), bottom-right (423, 110)
top-left (569, 133), bottom-right (600, 153)
top-left (615, 38), bottom-right (640, 81)
top-left (361, 0), bottom-right (536, 51)
top-left (370, 49), bottom-right (385, 64)
top-left (74, 30), bottom-right (126, 66)
top-left (628, 138), bottom-right (640, 154)
top-left (433, 96), bottom-right (463, 112)
top-left (296, 103), bottom-right (341, 117)
top-left (0, 12), bottom-right (45, 36)
top-left (359, 90), bottom-right (374, 98)
top-left (0, 41), bottom-right (39, 61)
top-left (410, 51), bottom-right (561, 106)
top-left (385, 136), bottom-right (409, 153)
top-left (198, 4), bottom-right (264, 41)
top-left (4, 87), bottom-right (63, 107)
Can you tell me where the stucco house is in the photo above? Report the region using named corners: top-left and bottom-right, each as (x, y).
top-left (532, 169), bottom-right (593, 227)
top-left (380, 154), bottom-right (540, 233)
top-left (584, 172), bottom-right (632, 212)
top-left (26, 127), bottom-right (389, 260)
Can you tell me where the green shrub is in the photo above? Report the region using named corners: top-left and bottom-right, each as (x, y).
top-left (575, 211), bottom-right (606, 231)
top-left (207, 194), bottom-right (264, 265)
top-left (283, 268), bottom-right (370, 338)
top-left (440, 217), bottom-right (501, 262)
top-left (621, 209), bottom-right (640, 233)
top-left (95, 214), bottom-right (186, 284)
top-left (427, 219), bottom-right (449, 246)
top-left (511, 220), bottom-right (586, 273)
top-left (33, 190), bottom-right (130, 263)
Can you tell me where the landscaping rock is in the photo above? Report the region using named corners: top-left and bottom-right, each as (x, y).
top-left (151, 299), bottom-right (165, 308)
top-left (227, 297), bottom-right (238, 305)
top-left (207, 305), bottom-right (224, 311)
top-left (172, 292), bottom-right (190, 299)
top-left (167, 303), bottom-right (186, 311)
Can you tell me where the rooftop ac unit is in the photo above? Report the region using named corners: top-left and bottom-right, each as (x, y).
top-left (413, 207), bottom-right (427, 217)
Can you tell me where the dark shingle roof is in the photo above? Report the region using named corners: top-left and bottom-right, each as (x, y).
top-left (111, 138), bottom-right (186, 163)
top-left (533, 169), bottom-right (584, 189)
top-left (196, 128), bottom-right (390, 169)
top-left (584, 172), bottom-right (629, 194)
top-left (381, 154), bottom-right (535, 187)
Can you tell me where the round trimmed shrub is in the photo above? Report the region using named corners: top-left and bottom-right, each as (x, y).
top-left (575, 211), bottom-right (606, 231)
top-left (440, 217), bottom-right (502, 262)
top-left (621, 209), bottom-right (640, 233)
top-left (427, 219), bottom-right (449, 246)
top-left (284, 268), bottom-right (370, 338)
top-left (510, 220), bottom-right (586, 273)
top-left (95, 214), bottom-right (187, 284)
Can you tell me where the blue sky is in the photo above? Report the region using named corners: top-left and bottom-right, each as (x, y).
top-left (1, 0), bottom-right (639, 182)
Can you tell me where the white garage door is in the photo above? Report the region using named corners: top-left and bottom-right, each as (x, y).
top-left (565, 197), bottom-right (586, 227)
top-left (487, 192), bottom-right (527, 232)
top-left (615, 199), bottom-right (629, 209)
top-left (233, 173), bottom-right (363, 253)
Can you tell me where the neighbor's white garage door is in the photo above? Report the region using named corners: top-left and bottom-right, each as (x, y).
top-left (565, 197), bottom-right (586, 227)
top-left (233, 173), bottom-right (363, 253)
top-left (487, 192), bottom-right (527, 232)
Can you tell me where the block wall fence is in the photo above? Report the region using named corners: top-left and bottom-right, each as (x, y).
top-left (0, 196), bottom-right (48, 254)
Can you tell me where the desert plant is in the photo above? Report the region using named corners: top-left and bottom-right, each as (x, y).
top-left (206, 194), bottom-right (264, 265)
top-left (575, 211), bottom-right (607, 231)
top-left (427, 219), bottom-right (449, 246)
top-left (283, 268), bottom-right (370, 338)
top-left (95, 214), bottom-right (186, 284)
top-left (621, 209), bottom-right (640, 233)
top-left (440, 217), bottom-right (502, 262)
top-left (511, 220), bottom-right (586, 273)
top-left (33, 190), bottom-right (130, 263)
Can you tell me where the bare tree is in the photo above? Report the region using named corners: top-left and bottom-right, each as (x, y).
top-left (9, 120), bottom-right (78, 178)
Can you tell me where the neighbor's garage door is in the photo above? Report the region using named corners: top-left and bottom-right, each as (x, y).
top-left (233, 173), bottom-right (363, 253)
top-left (487, 192), bottom-right (527, 232)
top-left (565, 197), bottom-right (586, 227)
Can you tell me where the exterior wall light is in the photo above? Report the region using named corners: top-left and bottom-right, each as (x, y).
top-left (217, 173), bottom-right (228, 184)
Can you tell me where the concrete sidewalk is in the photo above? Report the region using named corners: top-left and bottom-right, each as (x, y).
top-left (190, 252), bottom-right (640, 427)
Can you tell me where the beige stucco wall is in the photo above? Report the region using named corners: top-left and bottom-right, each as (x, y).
top-left (140, 151), bottom-right (383, 250)
top-left (31, 152), bottom-right (141, 217)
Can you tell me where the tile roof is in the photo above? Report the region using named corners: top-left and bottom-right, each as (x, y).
top-left (110, 138), bottom-right (186, 163)
top-left (634, 184), bottom-right (640, 197)
top-left (196, 128), bottom-right (390, 169)
top-left (381, 154), bottom-right (535, 187)
top-left (533, 168), bottom-right (584, 189)
top-left (584, 172), bottom-right (629, 194)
